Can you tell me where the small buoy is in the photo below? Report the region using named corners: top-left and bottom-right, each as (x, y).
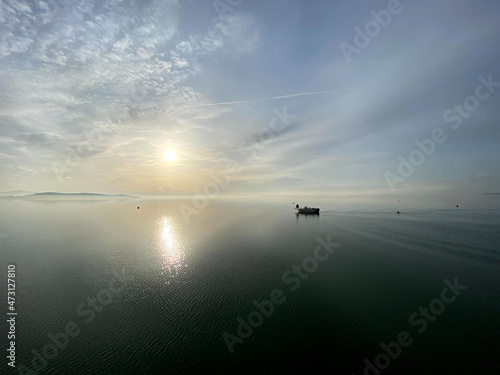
top-left (137, 206), bottom-right (140, 209)
top-left (456, 205), bottom-right (458, 208)
top-left (397, 211), bottom-right (400, 214)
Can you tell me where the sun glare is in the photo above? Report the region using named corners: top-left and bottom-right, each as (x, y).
top-left (163, 149), bottom-right (176, 162)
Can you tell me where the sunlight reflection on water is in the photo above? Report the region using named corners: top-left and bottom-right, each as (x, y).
top-left (156, 216), bottom-right (186, 283)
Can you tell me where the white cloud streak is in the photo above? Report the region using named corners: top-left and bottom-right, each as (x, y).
top-left (180, 89), bottom-right (342, 108)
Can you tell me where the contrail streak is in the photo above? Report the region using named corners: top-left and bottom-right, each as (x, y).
top-left (181, 89), bottom-right (339, 108)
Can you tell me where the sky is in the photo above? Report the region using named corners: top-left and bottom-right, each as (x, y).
top-left (0, 0), bottom-right (499, 207)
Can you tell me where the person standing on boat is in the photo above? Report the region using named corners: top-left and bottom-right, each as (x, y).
top-left (296, 204), bottom-right (299, 209)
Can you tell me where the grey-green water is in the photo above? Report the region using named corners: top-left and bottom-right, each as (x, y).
top-left (1, 199), bottom-right (499, 374)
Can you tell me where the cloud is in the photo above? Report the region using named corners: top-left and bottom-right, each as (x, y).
top-left (1, 0), bottom-right (499, 202)
top-left (0, 0), bottom-right (260, 187)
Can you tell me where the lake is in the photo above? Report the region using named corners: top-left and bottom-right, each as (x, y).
top-left (1, 198), bottom-right (499, 374)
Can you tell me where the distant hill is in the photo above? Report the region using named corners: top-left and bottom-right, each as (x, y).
top-left (0, 190), bottom-right (34, 196)
top-left (0, 192), bottom-right (139, 199)
top-left (31, 192), bottom-right (134, 197)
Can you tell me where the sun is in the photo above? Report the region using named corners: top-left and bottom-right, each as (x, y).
top-left (163, 149), bottom-right (176, 162)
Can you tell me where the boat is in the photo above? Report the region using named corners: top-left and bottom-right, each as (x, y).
top-left (295, 206), bottom-right (320, 214)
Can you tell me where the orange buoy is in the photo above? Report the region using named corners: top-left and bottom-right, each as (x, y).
top-left (456, 205), bottom-right (458, 208)
top-left (397, 211), bottom-right (400, 214)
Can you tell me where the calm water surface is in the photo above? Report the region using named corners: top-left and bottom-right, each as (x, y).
top-left (1, 199), bottom-right (499, 374)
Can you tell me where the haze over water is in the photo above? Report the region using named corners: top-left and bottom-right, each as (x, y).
top-left (1, 198), bottom-right (499, 374)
